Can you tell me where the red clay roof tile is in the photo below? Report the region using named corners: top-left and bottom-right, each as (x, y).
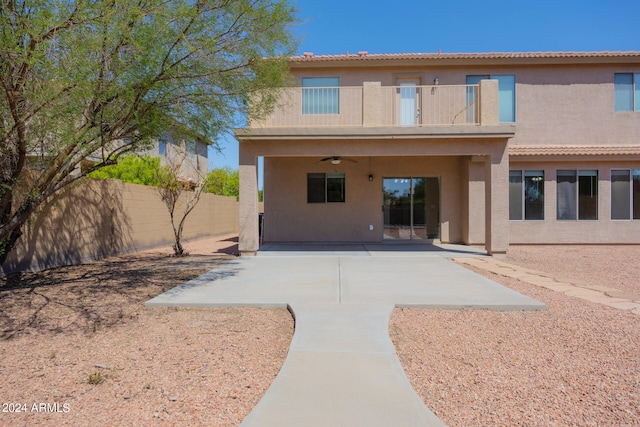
top-left (290, 51), bottom-right (640, 63)
top-left (509, 145), bottom-right (640, 156)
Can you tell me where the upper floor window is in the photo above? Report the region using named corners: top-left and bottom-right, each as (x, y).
top-left (186, 140), bottom-right (196, 156)
top-left (466, 75), bottom-right (516, 122)
top-left (614, 73), bottom-right (640, 112)
top-left (611, 169), bottom-right (640, 220)
top-left (302, 77), bottom-right (339, 115)
top-left (509, 170), bottom-right (544, 220)
top-left (158, 133), bottom-right (167, 156)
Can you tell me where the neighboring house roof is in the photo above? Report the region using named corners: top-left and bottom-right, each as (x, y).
top-left (290, 51), bottom-right (640, 67)
top-left (509, 145), bottom-right (640, 156)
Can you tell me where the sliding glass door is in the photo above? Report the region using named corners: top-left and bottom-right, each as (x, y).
top-left (383, 177), bottom-right (440, 240)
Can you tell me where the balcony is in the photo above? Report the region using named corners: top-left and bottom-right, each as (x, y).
top-left (250, 79), bottom-right (504, 128)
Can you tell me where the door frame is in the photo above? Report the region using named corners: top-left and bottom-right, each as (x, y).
top-left (382, 176), bottom-right (441, 241)
top-left (395, 76), bottom-right (422, 126)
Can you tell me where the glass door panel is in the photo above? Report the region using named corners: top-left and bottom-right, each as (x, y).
top-left (383, 178), bottom-right (411, 239)
top-left (383, 177), bottom-right (440, 240)
top-left (396, 78), bottom-right (421, 126)
top-left (412, 178), bottom-right (427, 240)
top-left (399, 84), bottom-right (418, 125)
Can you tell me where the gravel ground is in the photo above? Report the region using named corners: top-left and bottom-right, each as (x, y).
top-left (391, 245), bottom-right (640, 427)
top-left (3, 239), bottom-right (639, 426)
top-left (0, 236), bottom-right (293, 427)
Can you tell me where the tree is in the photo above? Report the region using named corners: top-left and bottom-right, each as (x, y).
top-left (156, 148), bottom-right (205, 256)
top-left (0, 0), bottom-right (297, 266)
top-left (205, 167), bottom-right (239, 199)
top-left (88, 155), bottom-right (161, 186)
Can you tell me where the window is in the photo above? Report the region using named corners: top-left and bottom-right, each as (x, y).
top-left (158, 134), bottom-right (167, 156)
top-left (186, 140), bottom-right (196, 157)
top-left (307, 172), bottom-right (345, 203)
top-left (614, 73), bottom-right (640, 112)
top-left (509, 170), bottom-right (544, 220)
top-left (611, 169), bottom-right (640, 220)
top-left (557, 170), bottom-right (598, 220)
top-left (302, 77), bottom-right (339, 114)
top-left (466, 74), bottom-right (516, 122)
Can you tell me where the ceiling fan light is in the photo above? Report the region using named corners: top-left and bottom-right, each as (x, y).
top-left (331, 158), bottom-right (341, 165)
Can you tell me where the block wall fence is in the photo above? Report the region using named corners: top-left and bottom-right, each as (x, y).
top-left (1, 179), bottom-right (239, 274)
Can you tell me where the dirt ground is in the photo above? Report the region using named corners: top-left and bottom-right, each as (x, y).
top-left (0, 236), bottom-right (293, 426)
top-left (391, 245), bottom-right (640, 427)
top-left (2, 239), bottom-right (639, 426)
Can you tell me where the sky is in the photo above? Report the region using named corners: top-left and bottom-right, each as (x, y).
top-left (208, 0), bottom-right (640, 176)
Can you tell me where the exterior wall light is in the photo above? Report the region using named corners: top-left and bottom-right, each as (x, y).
top-left (368, 174), bottom-right (373, 181)
top-left (433, 78), bottom-right (440, 85)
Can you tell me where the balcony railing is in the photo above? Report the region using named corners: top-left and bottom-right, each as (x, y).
top-left (379, 85), bottom-right (478, 126)
top-left (250, 83), bottom-right (484, 128)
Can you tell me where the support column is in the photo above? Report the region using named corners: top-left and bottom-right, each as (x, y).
top-left (362, 82), bottom-right (382, 127)
top-left (239, 147), bottom-right (259, 256)
top-left (463, 156), bottom-right (486, 245)
top-left (479, 79), bottom-right (499, 126)
top-left (484, 144), bottom-right (509, 257)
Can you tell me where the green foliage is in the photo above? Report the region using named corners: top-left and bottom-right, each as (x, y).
top-left (205, 167), bottom-right (239, 199)
top-left (0, 0), bottom-right (298, 264)
top-left (89, 156), bottom-right (161, 186)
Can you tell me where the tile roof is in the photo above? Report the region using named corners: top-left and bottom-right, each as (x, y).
top-left (509, 145), bottom-right (640, 156)
top-left (290, 51), bottom-right (640, 64)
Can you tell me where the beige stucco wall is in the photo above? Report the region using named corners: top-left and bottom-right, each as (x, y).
top-left (263, 156), bottom-right (465, 243)
top-left (290, 63), bottom-right (640, 147)
top-left (240, 57), bottom-right (640, 250)
top-left (2, 179), bottom-right (238, 274)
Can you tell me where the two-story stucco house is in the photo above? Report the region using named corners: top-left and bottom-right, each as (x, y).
top-left (235, 51), bottom-right (640, 256)
top-left (137, 130), bottom-right (209, 184)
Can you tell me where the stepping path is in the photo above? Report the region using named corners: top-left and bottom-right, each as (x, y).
top-left (146, 251), bottom-right (546, 426)
top-left (457, 257), bottom-right (640, 316)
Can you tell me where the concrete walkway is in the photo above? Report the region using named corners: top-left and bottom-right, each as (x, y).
top-left (146, 248), bottom-right (545, 426)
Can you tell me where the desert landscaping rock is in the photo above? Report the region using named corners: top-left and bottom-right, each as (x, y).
top-left (2, 239), bottom-right (639, 426)
top-left (0, 236), bottom-right (292, 427)
top-left (391, 245), bottom-right (640, 426)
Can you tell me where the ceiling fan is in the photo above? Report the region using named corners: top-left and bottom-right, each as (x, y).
top-left (318, 156), bottom-right (357, 165)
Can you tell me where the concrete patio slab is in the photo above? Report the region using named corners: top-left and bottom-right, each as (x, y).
top-left (340, 257), bottom-right (546, 310)
top-left (146, 251), bottom-right (546, 426)
top-left (146, 255), bottom-right (545, 310)
top-left (145, 257), bottom-right (340, 307)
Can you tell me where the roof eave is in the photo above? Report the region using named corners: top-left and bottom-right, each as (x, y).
top-left (288, 52), bottom-right (640, 69)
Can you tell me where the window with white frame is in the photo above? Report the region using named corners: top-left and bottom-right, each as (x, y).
top-left (611, 169), bottom-right (640, 220)
top-left (302, 77), bottom-right (340, 115)
top-left (466, 74), bottom-right (516, 122)
top-left (509, 170), bottom-right (544, 220)
top-left (557, 170), bottom-right (598, 220)
top-left (614, 73), bottom-right (640, 112)
top-left (307, 172), bottom-right (345, 203)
